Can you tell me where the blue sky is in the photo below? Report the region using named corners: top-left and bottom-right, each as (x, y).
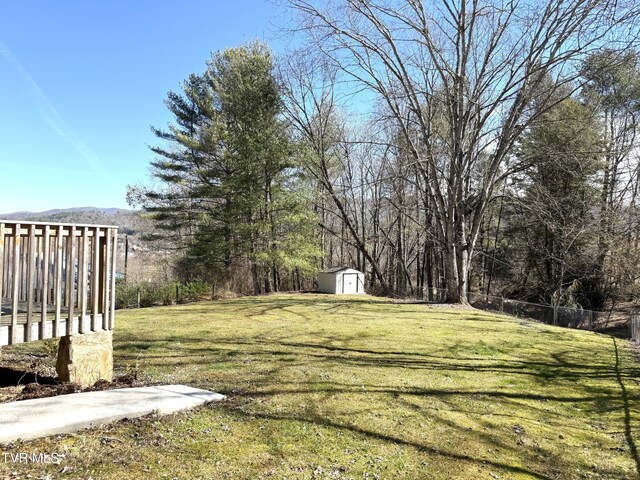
top-left (0, 1), bottom-right (284, 213)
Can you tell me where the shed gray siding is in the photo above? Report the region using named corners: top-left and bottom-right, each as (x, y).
top-left (317, 268), bottom-right (365, 294)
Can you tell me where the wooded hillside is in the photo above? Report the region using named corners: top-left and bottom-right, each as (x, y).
top-left (127, 0), bottom-right (640, 309)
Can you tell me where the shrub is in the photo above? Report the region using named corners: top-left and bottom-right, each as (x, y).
top-left (115, 279), bottom-right (138, 309)
top-left (115, 279), bottom-right (211, 309)
top-left (179, 279), bottom-right (211, 303)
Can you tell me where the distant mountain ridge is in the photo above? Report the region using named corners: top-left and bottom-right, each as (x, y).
top-left (0, 207), bottom-right (146, 236)
top-left (0, 207), bottom-right (129, 218)
top-left (0, 208), bottom-right (167, 282)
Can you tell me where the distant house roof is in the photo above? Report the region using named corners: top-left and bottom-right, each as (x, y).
top-left (321, 267), bottom-right (363, 274)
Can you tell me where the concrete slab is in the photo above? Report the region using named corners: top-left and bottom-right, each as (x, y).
top-left (0, 384), bottom-right (225, 443)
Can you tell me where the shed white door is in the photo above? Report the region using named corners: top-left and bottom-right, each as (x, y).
top-left (342, 273), bottom-right (359, 294)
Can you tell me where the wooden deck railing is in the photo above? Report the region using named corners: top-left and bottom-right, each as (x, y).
top-left (0, 221), bottom-right (118, 346)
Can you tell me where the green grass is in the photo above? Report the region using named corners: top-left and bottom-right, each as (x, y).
top-left (2, 293), bottom-right (640, 479)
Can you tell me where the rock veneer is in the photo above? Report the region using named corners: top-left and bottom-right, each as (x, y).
top-left (56, 330), bottom-right (113, 387)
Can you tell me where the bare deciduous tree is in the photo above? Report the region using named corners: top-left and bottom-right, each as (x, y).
top-left (286, 0), bottom-right (640, 302)
top-left (280, 53), bottom-right (393, 292)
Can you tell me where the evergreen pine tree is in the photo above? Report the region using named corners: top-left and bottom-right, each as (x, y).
top-left (136, 42), bottom-right (319, 293)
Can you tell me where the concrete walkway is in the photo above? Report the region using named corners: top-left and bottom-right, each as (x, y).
top-left (0, 385), bottom-right (225, 443)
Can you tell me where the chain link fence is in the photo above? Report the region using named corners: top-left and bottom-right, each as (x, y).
top-left (417, 288), bottom-right (618, 332)
top-left (466, 292), bottom-right (613, 330)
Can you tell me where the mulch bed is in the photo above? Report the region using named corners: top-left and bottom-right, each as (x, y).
top-left (0, 372), bottom-right (148, 404)
top-left (15, 373), bottom-right (146, 402)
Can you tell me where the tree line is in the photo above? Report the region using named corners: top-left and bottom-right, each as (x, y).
top-left (130, 0), bottom-right (640, 307)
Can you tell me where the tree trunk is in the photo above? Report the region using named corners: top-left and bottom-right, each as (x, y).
top-left (251, 262), bottom-right (261, 295)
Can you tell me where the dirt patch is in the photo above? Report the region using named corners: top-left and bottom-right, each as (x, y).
top-left (0, 372), bottom-right (149, 404)
top-left (0, 352), bottom-right (57, 381)
top-left (0, 385), bottom-right (23, 404)
top-left (425, 302), bottom-right (476, 310)
top-left (0, 347), bottom-right (150, 404)
top-left (20, 373), bottom-right (144, 400)
top-left (391, 298), bottom-right (477, 309)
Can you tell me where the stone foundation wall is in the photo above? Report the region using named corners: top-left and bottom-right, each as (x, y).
top-left (56, 330), bottom-right (113, 387)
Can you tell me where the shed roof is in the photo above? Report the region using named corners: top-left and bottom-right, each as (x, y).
top-left (321, 267), bottom-right (363, 274)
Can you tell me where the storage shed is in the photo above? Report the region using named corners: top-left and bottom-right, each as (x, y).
top-left (317, 267), bottom-right (365, 294)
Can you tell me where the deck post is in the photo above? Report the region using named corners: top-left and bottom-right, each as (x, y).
top-left (66, 226), bottom-right (76, 335)
top-left (11, 224), bottom-right (21, 345)
top-left (79, 227), bottom-right (89, 334)
top-left (26, 225), bottom-right (36, 341)
top-left (0, 223), bottom-right (5, 330)
top-left (103, 231), bottom-right (111, 330)
top-left (91, 227), bottom-right (101, 331)
top-left (109, 230), bottom-right (117, 330)
top-left (40, 225), bottom-right (50, 339)
top-left (54, 226), bottom-right (64, 338)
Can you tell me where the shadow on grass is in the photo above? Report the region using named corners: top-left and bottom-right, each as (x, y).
top-left (114, 334), bottom-right (640, 384)
top-left (613, 338), bottom-right (640, 476)
top-left (597, 324), bottom-right (630, 339)
top-left (219, 401), bottom-right (556, 479)
top-left (137, 295), bottom-right (509, 321)
top-left (215, 375), bottom-right (638, 478)
top-left (113, 296), bottom-right (640, 477)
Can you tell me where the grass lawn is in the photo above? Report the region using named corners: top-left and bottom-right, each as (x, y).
top-left (2, 293), bottom-right (640, 479)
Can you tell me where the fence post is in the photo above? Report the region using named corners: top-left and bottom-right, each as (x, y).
top-left (176, 285), bottom-right (180, 304)
top-left (136, 288), bottom-right (140, 309)
top-left (500, 297), bottom-right (504, 313)
top-left (553, 305), bottom-right (558, 326)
